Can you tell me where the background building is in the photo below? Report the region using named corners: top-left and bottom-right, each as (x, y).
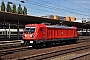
top-left (41, 15), bottom-right (76, 22)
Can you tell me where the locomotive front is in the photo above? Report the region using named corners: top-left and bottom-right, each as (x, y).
top-left (22, 24), bottom-right (37, 46)
top-left (23, 26), bottom-right (36, 39)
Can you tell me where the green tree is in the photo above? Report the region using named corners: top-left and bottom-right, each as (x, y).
top-left (17, 4), bottom-right (22, 14)
top-left (6, 2), bottom-right (12, 12)
top-left (23, 6), bottom-right (27, 15)
top-left (1, 1), bottom-right (5, 11)
top-left (12, 4), bottom-right (16, 13)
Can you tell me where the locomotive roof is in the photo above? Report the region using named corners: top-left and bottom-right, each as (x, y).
top-left (46, 25), bottom-right (77, 29)
top-left (25, 24), bottom-right (77, 29)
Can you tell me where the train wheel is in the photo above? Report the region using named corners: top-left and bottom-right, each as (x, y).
top-left (32, 44), bottom-right (38, 48)
top-left (73, 40), bottom-right (77, 44)
top-left (33, 44), bottom-right (42, 48)
top-left (45, 42), bottom-right (51, 47)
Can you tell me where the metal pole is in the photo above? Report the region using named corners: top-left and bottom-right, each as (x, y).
top-left (9, 24), bottom-right (10, 39)
top-left (3, 19), bottom-right (7, 38)
top-left (17, 21), bottom-right (19, 40)
top-left (86, 27), bottom-right (87, 36)
top-left (3, 19), bottom-right (5, 29)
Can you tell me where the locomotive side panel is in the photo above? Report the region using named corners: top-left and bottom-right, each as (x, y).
top-left (55, 29), bottom-right (57, 38)
top-left (71, 30), bottom-right (74, 37)
top-left (58, 29), bottom-right (62, 38)
top-left (67, 29), bottom-right (71, 38)
top-left (47, 28), bottom-right (53, 39)
top-left (68, 30), bottom-right (71, 38)
top-left (64, 29), bottom-right (68, 38)
top-left (61, 29), bottom-right (65, 38)
top-left (65, 29), bottom-right (74, 38)
top-left (46, 27), bottom-right (77, 39)
top-left (35, 25), bottom-right (47, 40)
top-left (47, 28), bottom-right (62, 39)
top-left (60, 29), bottom-right (69, 38)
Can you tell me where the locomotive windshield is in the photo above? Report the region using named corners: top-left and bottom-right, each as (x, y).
top-left (24, 26), bottom-right (36, 33)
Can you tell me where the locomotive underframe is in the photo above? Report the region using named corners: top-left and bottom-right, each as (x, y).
top-left (22, 37), bottom-right (78, 47)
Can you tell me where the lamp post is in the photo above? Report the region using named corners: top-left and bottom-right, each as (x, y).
top-left (9, 24), bottom-right (10, 39)
top-left (20, 0), bottom-right (25, 3)
top-left (83, 23), bottom-right (88, 36)
top-left (7, 1), bottom-right (13, 39)
top-left (8, 1), bottom-right (13, 4)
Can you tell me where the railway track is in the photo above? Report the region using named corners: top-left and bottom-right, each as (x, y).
top-left (0, 37), bottom-right (89, 50)
top-left (15, 44), bottom-right (90, 60)
top-left (70, 52), bottom-right (90, 60)
top-left (0, 39), bottom-right (89, 52)
top-left (77, 38), bottom-right (90, 43)
top-left (51, 45), bottom-right (90, 60)
top-left (72, 53), bottom-right (90, 60)
top-left (0, 46), bottom-right (33, 57)
top-left (0, 40), bottom-right (22, 49)
top-left (0, 41), bottom-right (90, 60)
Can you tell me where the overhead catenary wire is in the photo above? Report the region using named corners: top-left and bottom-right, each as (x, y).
top-left (3, 0), bottom-right (58, 16)
top-left (26, 0), bottom-right (90, 17)
top-left (37, 0), bottom-right (90, 18)
top-left (15, 0), bottom-right (65, 15)
top-left (3, 0), bottom-right (90, 18)
top-left (39, 0), bottom-right (89, 14)
top-left (5, 0), bottom-right (90, 17)
top-left (63, 0), bottom-right (90, 11)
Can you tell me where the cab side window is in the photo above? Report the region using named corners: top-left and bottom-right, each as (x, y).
top-left (40, 27), bottom-right (42, 32)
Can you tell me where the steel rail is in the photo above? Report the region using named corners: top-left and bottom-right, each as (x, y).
top-left (16, 44), bottom-right (90, 60)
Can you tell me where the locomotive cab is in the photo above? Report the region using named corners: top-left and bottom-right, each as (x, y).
top-left (23, 26), bottom-right (36, 39)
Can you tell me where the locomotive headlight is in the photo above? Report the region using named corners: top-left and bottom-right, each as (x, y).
top-left (30, 34), bottom-right (34, 38)
top-left (24, 34), bottom-right (27, 37)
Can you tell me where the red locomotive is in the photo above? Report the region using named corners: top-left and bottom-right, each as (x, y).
top-left (22, 24), bottom-right (78, 47)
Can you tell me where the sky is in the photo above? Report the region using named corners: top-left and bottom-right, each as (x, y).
top-left (0, 0), bottom-right (90, 20)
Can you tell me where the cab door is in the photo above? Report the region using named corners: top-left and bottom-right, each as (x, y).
top-left (42, 27), bottom-right (47, 40)
top-left (37, 26), bottom-right (47, 40)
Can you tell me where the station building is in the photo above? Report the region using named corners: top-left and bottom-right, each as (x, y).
top-left (41, 15), bottom-right (76, 22)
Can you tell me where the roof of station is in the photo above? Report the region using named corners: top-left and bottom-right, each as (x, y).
top-left (0, 11), bottom-right (90, 28)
